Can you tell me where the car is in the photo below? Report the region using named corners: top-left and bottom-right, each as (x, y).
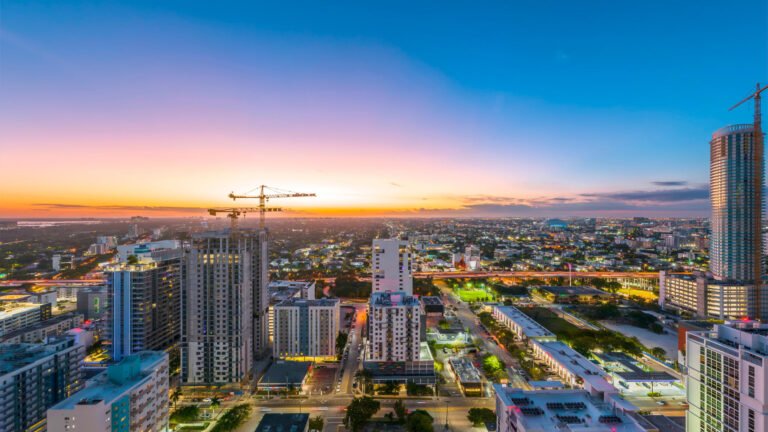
top-left (656, 401), bottom-right (667, 406)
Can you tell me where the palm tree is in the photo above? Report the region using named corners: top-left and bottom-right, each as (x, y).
top-left (171, 387), bottom-right (182, 409)
top-left (210, 397), bottom-right (221, 418)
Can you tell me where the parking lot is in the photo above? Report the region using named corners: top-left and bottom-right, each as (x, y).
top-left (305, 364), bottom-right (338, 396)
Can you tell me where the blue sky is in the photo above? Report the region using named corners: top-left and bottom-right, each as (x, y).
top-left (1, 1), bottom-right (767, 217)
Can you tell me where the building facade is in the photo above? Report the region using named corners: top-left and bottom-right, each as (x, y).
top-left (107, 247), bottom-right (182, 361)
top-left (181, 230), bottom-right (268, 385)
top-left (686, 321), bottom-right (768, 432)
top-left (273, 298), bottom-right (339, 360)
top-left (372, 239), bottom-right (413, 295)
top-left (0, 302), bottom-right (49, 337)
top-left (367, 291), bottom-right (421, 362)
top-left (0, 337), bottom-right (85, 432)
top-left (47, 351), bottom-right (169, 432)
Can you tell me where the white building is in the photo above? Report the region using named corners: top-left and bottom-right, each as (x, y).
top-left (181, 230), bottom-right (268, 385)
top-left (47, 351), bottom-right (169, 432)
top-left (52, 253), bottom-right (74, 271)
top-left (686, 321), bottom-right (768, 432)
top-left (494, 385), bottom-right (643, 432)
top-left (660, 271), bottom-right (749, 320)
top-left (0, 337), bottom-right (84, 432)
top-left (0, 302), bottom-right (45, 337)
top-left (116, 240), bottom-right (181, 262)
top-left (491, 305), bottom-right (556, 342)
top-left (273, 298), bottom-right (339, 360)
top-left (372, 239), bottom-right (413, 295)
top-left (367, 291), bottom-right (421, 362)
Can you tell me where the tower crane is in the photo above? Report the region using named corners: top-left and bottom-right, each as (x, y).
top-left (228, 185), bottom-right (316, 229)
top-left (729, 82), bottom-right (768, 320)
top-left (206, 207), bottom-right (279, 231)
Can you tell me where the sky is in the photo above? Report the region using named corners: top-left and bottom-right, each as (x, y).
top-left (1, 1), bottom-right (767, 218)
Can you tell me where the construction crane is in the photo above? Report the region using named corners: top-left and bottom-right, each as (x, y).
top-left (228, 185), bottom-right (316, 229)
top-left (729, 82), bottom-right (768, 320)
top-left (206, 207), bottom-right (279, 231)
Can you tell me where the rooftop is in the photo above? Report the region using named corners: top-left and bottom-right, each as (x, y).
top-left (0, 337), bottom-right (79, 375)
top-left (494, 386), bottom-right (644, 432)
top-left (259, 360), bottom-right (312, 386)
top-left (494, 305), bottom-right (555, 340)
top-left (448, 357), bottom-right (482, 384)
top-left (0, 302), bottom-right (41, 320)
top-left (594, 352), bottom-right (678, 384)
top-left (421, 296), bottom-right (443, 306)
top-left (255, 413), bottom-right (309, 432)
top-left (275, 298), bottom-right (339, 308)
top-left (49, 351), bottom-right (167, 410)
top-left (533, 340), bottom-right (615, 393)
top-left (539, 286), bottom-right (611, 296)
top-left (370, 291), bottom-right (420, 307)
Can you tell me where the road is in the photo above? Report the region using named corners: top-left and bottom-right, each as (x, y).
top-left (338, 303), bottom-right (367, 395)
top-left (437, 283), bottom-right (530, 390)
top-left (236, 395), bottom-right (494, 432)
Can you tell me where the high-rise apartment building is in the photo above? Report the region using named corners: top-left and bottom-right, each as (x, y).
top-left (367, 291), bottom-right (421, 362)
top-left (710, 124), bottom-right (763, 283)
top-left (273, 298), bottom-right (339, 360)
top-left (48, 351), bottom-right (169, 432)
top-left (686, 321), bottom-right (768, 432)
top-left (661, 123), bottom-right (765, 320)
top-left (107, 245), bottom-right (182, 361)
top-left (372, 239), bottom-right (413, 295)
top-left (181, 230), bottom-right (268, 385)
top-left (0, 337), bottom-right (85, 432)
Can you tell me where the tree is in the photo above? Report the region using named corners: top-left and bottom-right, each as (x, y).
top-left (126, 254), bottom-right (139, 265)
top-left (467, 408), bottom-right (496, 427)
top-left (650, 347), bottom-right (667, 359)
top-left (210, 397), bottom-right (221, 417)
top-left (170, 406), bottom-right (200, 424)
top-left (405, 410), bottom-right (434, 432)
top-left (394, 399), bottom-right (407, 422)
top-left (309, 416), bottom-right (325, 431)
top-left (355, 369), bottom-right (373, 395)
top-left (210, 404), bottom-right (251, 432)
top-left (171, 387), bottom-right (182, 409)
top-left (343, 397), bottom-right (380, 432)
top-left (336, 332), bottom-right (349, 360)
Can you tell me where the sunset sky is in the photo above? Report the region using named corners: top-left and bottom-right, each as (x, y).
top-left (1, 1), bottom-right (767, 218)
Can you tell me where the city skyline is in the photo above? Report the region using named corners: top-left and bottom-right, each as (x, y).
top-left (1, 1), bottom-right (767, 218)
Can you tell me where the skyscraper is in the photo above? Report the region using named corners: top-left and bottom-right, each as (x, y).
top-left (372, 238), bottom-right (413, 295)
top-left (710, 124), bottom-right (765, 320)
top-left (367, 291), bottom-right (421, 362)
top-left (710, 124), bottom-right (763, 283)
top-left (181, 230), bottom-right (268, 385)
top-left (107, 244), bottom-right (182, 361)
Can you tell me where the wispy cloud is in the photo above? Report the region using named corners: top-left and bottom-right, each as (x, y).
top-left (581, 187), bottom-right (708, 202)
top-left (33, 203), bottom-right (206, 213)
top-left (652, 181), bottom-right (689, 187)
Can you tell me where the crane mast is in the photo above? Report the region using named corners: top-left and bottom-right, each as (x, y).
top-left (229, 185), bottom-right (316, 229)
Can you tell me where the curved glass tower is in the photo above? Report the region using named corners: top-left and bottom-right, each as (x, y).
top-left (710, 124), bottom-right (763, 282)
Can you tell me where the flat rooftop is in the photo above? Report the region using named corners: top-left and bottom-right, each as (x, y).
top-left (494, 386), bottom-right (644, 432)
top-left (421, 296), bottom-right (443, 305)
top-left (449, 357), bottom-right (482, 384)
top-left (533, 340), bottom-right (615, 392)
top-left (259, 361), bottom-right (312, 386)
top-left (0, 303), bottom-right (40, 320)
top-left (494, 305), bottom-right (555, 339)
top-left (255, 413), bottom-right (309, 432)
top-left (539, 286), bottom-right (611, 296)
top-left (275, 298), bottom-right (339, 307)
top-left (370, 291), bottom-right (419, 307)
top-left (49, 351), bottom-right (166, 410)
top-left (0, 337), bottom-right (78, 375)
top-left (595, 352), bottom-right (678, 384)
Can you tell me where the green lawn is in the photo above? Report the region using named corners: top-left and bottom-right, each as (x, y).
top-left (456, 288), bottom-right (494, 302)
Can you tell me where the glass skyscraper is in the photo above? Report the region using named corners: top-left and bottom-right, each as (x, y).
top-left (709, 124), bottom-right (764, 317)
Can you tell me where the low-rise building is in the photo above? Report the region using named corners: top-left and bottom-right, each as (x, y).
top-left (47, 351), bottom-right (169, 432)
top-left (494, 386), bottom-right (644, 432)
top-left (255, 413), bottom-right (309, 432)
top-left (0, 337), bottom-right (85, 431)
top-left (530, 340), bottom-right (616, 397)
top-left (448, 357), bottom-right (483, 396)
top-left (257, 360), bottom-right (313, 393)
top-left (492, 305), bottom-right (556, 342)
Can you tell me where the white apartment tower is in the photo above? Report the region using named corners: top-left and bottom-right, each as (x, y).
top-left (686, 321), bottom-right (768, 432)
top-left (181, 230), bottom-right (268, 385)
top-left (367, 291), bottom-right (421, 362)
top-left (372, 239), bottom-right (413, 295)
top-left (273, 298), bottom-right (339, 360)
